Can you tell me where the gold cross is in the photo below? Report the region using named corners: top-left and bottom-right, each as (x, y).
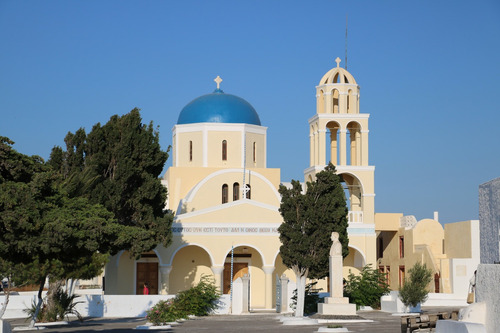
top-left (214, 76), bottom-right (223, 89)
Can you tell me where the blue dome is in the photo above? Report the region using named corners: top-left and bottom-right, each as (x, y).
top-left (177, 89), bottom-right (261, 126)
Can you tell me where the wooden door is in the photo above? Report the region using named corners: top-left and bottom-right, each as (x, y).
top-left (136, 262), bottom-right (158, 295)
top-left (223, 262), bottom-right (248, 294)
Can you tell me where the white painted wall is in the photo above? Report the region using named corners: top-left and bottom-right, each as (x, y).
top-left (381, 291), bottom-right (469, 313)
top-left (0, 293), bottom-right (231, 319)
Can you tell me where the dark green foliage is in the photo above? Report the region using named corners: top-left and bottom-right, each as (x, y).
top-left (278, 163), bottom-right (349, 279)
top-left (399, 262), bottom-right (433, 308)
top-left (25, 287), bottom-right (83, 322)
top-left (291, 282), bottom-right (323, 315)
top-left (0, 137), bottom-right (126, 324)
top-left (49, 108), bottom-right (173, 257)
top-left (344, 265), bottom-right (390, 309)
top-left (146, 276), bottom-right (221, 325)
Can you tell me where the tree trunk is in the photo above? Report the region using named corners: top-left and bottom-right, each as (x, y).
top-left (0, 277), bottom-right (11, 318)
top-left (29, 278), bottom-right (46, 328)
top-left (293, 269), bottom-right (308, 317)
top-left (45, 279), bottom-right (64, 321)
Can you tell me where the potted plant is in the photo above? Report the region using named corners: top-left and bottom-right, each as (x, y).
top-left (399, 262), bottom-right (433, 313)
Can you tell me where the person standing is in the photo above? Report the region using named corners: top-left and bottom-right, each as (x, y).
top-left (143, 282), bottom-right (150, 295)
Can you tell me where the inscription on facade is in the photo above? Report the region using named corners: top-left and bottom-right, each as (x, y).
top-left (172, 226), bottom-right (279, 234)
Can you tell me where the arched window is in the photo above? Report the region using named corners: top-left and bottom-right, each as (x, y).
top-left (222, 184), bottom-right (228, 204)
top-left (189, 141), bottom-right (193, 162)
top-left (253, 142), bottom-right (256, 163)
top-left (233, 182), bottom-right (239, 201)
top-left (222, 140), bottom-right (227, 161)
top-left (245, 184), bottom-right (251, 199)
top-left (332, 89), bottom-right (339, 113)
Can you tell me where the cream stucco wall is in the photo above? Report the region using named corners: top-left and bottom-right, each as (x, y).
top-left (376, 215), bottom-right (479, 294)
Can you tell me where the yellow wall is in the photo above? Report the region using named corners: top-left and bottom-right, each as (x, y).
top-left (444, 220), bottom-right (473, 258)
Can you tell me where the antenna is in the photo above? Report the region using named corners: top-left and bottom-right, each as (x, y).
top-left (345, 14), bottom-right (348, 70)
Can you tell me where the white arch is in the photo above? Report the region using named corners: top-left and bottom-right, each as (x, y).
top-left (220, 243), bottom-right (268, 267)
top-left (348, 245), bottom-right (367, 268)
top-left (183, 168), bottom-right (281, 204)
top-left (114, 248), bottom-right (164, 266)
top-left (167, 243), bottom-right (215, 267)
top-left (338, 171), bottom-right (365, 195)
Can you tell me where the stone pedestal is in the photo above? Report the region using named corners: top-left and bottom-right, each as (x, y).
top-left (279, 274), bottom-right (289, 313)
top-left (317, 232), bottom-right (356, 316)
top-left (317, 297), bottom-right (356, 316)
top-left (241, 274), bottom-right (250, 314)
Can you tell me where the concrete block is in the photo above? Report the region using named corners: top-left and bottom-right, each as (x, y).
top-left (317, 302), bottom-right (356, 316)
top-left (436, 320), bottom-right (486, 333)
top-left (0, 320), bottom-right (12, 333)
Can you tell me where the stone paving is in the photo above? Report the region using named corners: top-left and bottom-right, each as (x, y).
top-left (6, 307), bottom-right (463, 333)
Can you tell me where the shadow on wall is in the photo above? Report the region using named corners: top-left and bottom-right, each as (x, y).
top-left (169, 245), bottom-right (213, 294)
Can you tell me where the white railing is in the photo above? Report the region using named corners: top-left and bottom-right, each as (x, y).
top-left (348, 211), bottom-right (363, 223)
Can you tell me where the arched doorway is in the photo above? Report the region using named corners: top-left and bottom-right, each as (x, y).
top-left (224, 246), bottom-right (266, 309)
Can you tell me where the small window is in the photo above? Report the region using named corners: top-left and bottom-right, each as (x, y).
top-left (399, 236), bottom-right (405, 258)
top-left (222, 140), bottom-right (227, 161)
top-left (377, 236), bottom-right (383, 259)
top-left (189, 141), bottom-right (193, 162)
top-left (233, 182), bottom-right (239, 201)
top-left (399, 266), bottom-right (405, 287)
top-left (253, 142), bottom-right (256, 163)
top-left (222, 184), bottom-right (228, 204)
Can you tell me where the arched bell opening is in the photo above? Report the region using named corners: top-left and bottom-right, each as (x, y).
top-left (331, 89), bottom-right (340, 114)
top-left (317, 89), bottom-right (325, 114)
top-left (346, 121), bottom-right (361, 166)
top-left (340, 173), bottom-right (363, 223)
top-left (326, 121), bottom-right (341, 166)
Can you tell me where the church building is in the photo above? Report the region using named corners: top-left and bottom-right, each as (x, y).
top-left (103, 58), bottom-right (475, 309)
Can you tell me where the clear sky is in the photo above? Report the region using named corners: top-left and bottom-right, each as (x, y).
top-left (1, 1), bottom-right (499, 224)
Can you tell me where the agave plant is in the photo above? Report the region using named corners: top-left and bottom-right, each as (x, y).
top-left (25, 287), bottom-right (83, 322)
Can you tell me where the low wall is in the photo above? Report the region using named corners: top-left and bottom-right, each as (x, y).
top-left (0, 293), bottom-right (231, 319)
top-left (381, 291), bottom-right (468, 313)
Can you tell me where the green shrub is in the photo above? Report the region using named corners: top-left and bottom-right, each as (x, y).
top-left (291, 281), bottom-right (323, 315)
top-left (25, 288), bottom-right (83, 322)
top-left (174, 275), bottom-right (221, 316)
top-left (145, 299), bottom-right (179, 325)
top-left (146, 275), bottom-right (220, 325)
top-left (344, 264), bottom-right (390, 309)
top-left (399, 262), bottom-right (433, 308)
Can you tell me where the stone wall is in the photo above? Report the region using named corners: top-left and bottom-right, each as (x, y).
top-left (479, 177), bottom-right (500, 264)
top-left (476, 264), bottom-right (500, 333)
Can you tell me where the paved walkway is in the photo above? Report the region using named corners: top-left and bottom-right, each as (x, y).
top-left (6, 307), bottom-right (463, 332)
top-left (7, 311), bottom-right (399, 332)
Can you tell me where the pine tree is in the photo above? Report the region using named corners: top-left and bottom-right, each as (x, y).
top-left (278, 163), bottom-right (348, 317)
top-left (50, 108), bottom-right (173, 256)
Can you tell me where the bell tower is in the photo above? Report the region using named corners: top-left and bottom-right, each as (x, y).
top-left (304, 57), bottom-right (375, 227)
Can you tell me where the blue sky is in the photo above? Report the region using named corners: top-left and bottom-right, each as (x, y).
top-left (1, 1), bottom-right (499, 224)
